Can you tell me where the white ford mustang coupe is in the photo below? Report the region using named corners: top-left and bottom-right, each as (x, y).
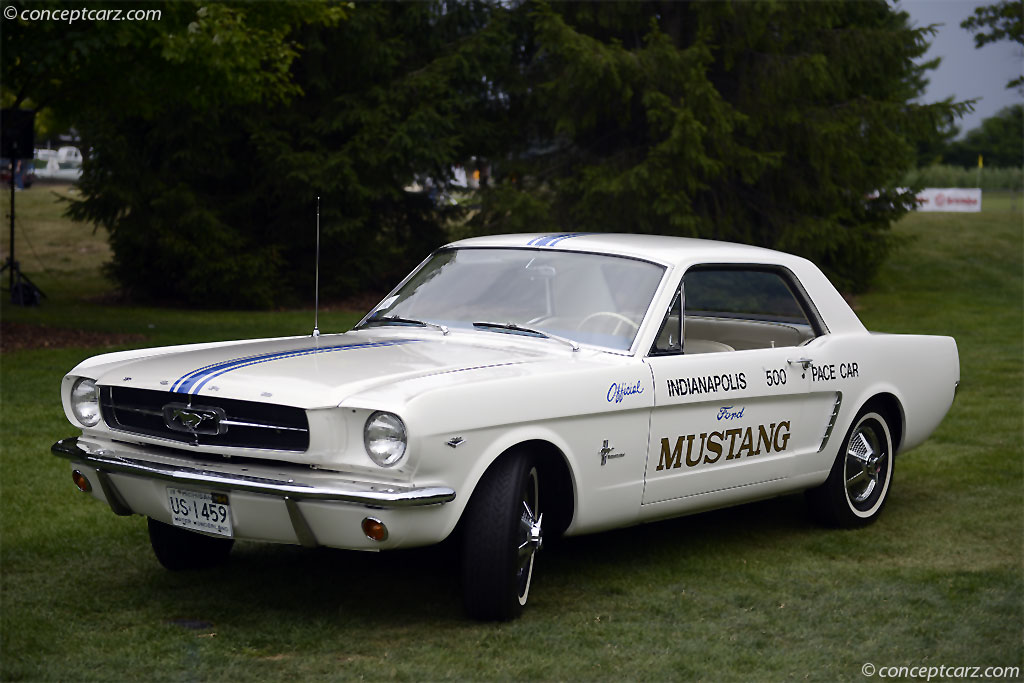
top-left (54, 233), bottom-right (959, 620)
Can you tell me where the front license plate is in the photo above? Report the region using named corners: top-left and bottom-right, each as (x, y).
top-left (167, 488), bottom-right (233, 537)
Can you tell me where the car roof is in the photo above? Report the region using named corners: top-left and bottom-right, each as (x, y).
top-left (446, 232), bottom-right (802, 269)
top-left (449, 232), bottom-right (864, 335)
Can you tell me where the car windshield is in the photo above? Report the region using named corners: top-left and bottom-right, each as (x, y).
top-left (362, 247), bottom-right (666, 351)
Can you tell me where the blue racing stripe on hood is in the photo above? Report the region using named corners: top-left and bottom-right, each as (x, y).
top-left (171, 339), bottom-right (422, 396)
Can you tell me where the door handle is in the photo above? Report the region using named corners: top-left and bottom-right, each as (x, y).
top-left (787, 357), bottom-right (813, 370)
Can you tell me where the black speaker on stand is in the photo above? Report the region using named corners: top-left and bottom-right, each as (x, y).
top-left (1, 108), bottom-right (45, 306)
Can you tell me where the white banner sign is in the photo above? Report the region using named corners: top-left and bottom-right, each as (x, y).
top-left (914, 188), bottom-right (982, 213)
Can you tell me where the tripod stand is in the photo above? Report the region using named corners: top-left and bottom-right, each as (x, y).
top-left (2, 163), bottom-right (45, 306)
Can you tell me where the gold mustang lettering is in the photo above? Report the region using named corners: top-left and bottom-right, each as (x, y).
top-left (657, 421), bottom-right (792, 470)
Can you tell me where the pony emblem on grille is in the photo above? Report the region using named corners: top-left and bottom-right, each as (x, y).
top-left (162, 403), bottom-right (226, 435)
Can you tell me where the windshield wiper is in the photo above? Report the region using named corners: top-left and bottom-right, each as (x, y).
top-left (472, 321), bottom-right (579, 352)
top-left (360, 315), bottom-right (449, 335)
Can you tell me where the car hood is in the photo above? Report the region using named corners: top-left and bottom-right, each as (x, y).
top-left (85, 330), bottom-right (559, 409)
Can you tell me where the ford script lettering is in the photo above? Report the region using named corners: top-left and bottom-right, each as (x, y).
top-left (717, 405), bottom-right (745, 421)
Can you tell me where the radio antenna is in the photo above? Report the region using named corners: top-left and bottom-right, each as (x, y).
top-left (312, 196), bottom-right (321, 338)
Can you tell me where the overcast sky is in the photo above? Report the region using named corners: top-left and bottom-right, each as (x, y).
top-left (899, 0), bottom-right (1023, 135)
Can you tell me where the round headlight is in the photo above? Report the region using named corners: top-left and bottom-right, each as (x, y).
top-left (363, 411), bottom-right (407, 467)
top-left (70, 377), bottom-right (101, 427)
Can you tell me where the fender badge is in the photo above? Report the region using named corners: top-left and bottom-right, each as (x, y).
top-left (446, 437), bottom-right (465, 449)
top-left (600, 440), bottom-right (625, 466)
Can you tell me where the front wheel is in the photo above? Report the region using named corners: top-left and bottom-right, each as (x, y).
top-left (806, 410), bottom-right (894, 527)
top-left (461, 453), bottom-right (543, 621)
top-left (147, 517), bottom-right (234, 571)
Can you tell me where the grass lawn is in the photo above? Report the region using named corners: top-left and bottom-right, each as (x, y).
top-left (1, 188), bottom-right (1021, 681)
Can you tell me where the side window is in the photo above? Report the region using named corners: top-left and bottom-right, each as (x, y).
top-left (682, 267), bottom-right (819, 352)
top-left (650, 287), bottom-right (682, 355)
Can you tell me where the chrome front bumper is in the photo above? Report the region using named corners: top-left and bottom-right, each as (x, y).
top-left (52, 437), bottom-right (456, 509)
top-left (53, 437), bottom-right (459, 549)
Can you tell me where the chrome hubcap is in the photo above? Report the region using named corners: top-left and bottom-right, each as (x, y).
top-left (518, 507), bottom-right (543, 560)
top-left (845, 426), bottom-right (886, 505)
top-left (516, 470), bottom-right (542, 603)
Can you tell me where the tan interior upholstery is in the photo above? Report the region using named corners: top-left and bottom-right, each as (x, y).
top-left (654, 314), bottom-right (814, 353)
top-left (685, 317), bottom-right (812, 351)
top-left (683, 338), bottom-right (735, 354)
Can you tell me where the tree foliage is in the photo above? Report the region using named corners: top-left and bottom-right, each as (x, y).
top-left (961, 0), bottom-right (1024, 90)
top-left (942, 105), bottom-right (1024, 168)
top-left (962, 0), bottom-right (1024, 47)
top-left (471, 2), bottom-right (965, 292)
top-left (2, 0), bottom-right (970, 305)
top-left (3, 1), bottom-right (350, 307)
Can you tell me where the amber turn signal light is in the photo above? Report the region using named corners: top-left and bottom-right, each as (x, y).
top-left (361, 517), bottom-right (388, 542)
top-left (71, 470), bottom-right (92, 493)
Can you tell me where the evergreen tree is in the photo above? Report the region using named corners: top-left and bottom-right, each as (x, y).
top-left (3, 1), bottom-right (349, 307)
top-left (470, 1), bottom-right (968, 292)
top-left (2, 0), bottom-right (969, 304)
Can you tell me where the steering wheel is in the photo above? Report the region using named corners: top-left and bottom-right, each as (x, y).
top-left (577, 311), bottom-right (639, 337)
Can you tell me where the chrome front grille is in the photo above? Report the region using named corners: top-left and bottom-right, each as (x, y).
top-left (100, 387), bottom-right (309, 452)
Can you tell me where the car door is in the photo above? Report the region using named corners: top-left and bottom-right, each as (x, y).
top-left (641, 265), bottom-right (838, 509)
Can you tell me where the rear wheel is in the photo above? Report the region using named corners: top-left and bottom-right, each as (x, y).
top-left (147, 517), bottom-right (234, 571)
top-left (807, 410), bottom-right (894, 527)
top-left (461, 453), bottom-right (543, 621)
